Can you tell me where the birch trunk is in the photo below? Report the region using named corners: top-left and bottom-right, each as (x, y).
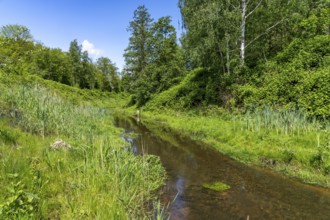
top-left (240, 0), bottom-right (247, 66)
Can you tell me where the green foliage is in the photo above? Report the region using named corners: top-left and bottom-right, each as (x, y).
top-left (0, 128), bottom-right (19, 146)
top-left (33, 47), bottom-right (73, 85)
top-left (122, 6), bottom-right (185, 107)
top-left (146, 68), bottom-right (225, 110)
top-left (176, 0), bottom-right (329, 111)
top-left (142, 108), bottom-right (330, 187)
top-left (96, 57), bottom-right (120, 92)
top-left (0, 36), bottom-right (36, 75)
top-left (310, 133), bottom-right (330, 175)
top-left (124, 5), bottom-right (153, 75)
top-left (179, 0), bottom-right (310, 72)
top-left (242, 107), bottom-right (323, 136)
top-left (80, 51), bottom-right (95, 89)
top-left (0, 73), bottom-right (164, 219)
top-left (68, 39), bottom-right (82, 87)
top-left (0, 24), bottom-right (33, 41)
top-left (0, 33), bottom-right (120, 92)
top-left (0, 180), bottom-right (39, 219)
top-left (236, 35), bottom-right (330, 118)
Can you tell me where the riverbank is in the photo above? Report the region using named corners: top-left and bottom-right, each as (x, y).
top-left (115, 115), bottom-right (330, 219)
top-left (135, 108), bottom-right (330, 188)
top-left (0, 73), bottom-right (166, 219)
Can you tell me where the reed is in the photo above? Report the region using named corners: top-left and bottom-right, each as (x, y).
top-left (0, 75), bottom-right (165, 219)
top-left (241, 107), bottom-right (325, 136)
top-left (141, 107), bottom-right (330, 187)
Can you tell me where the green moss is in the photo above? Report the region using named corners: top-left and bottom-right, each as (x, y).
top-left (202, 181), bottom-right (230, 192)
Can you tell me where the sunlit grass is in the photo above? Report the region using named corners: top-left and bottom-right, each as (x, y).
top-left (141, 107), bottom-right (330, 187)
top-left (0, 73), bottom-right (165, 219)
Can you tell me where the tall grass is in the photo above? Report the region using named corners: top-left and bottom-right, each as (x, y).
top-left (0, 75), bottom-right (166, 219)
top-left (241, 107), bottom-right (326, 136)
top-left (141, 107), bottom-right (330, 187)
top-left (2, 83), bottom-right (114, 138)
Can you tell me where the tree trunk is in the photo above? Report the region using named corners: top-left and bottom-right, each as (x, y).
top-left (225, 32), bottom-right (231, 75)
top-left (240, 0), bottom-right (247, 66)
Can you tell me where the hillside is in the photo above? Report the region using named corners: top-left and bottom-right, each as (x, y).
top-left (0, 71), bottom-right (165, 219)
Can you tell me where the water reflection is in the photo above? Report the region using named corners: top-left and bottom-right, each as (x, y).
top-left (115, 117), bottom-right (330, 220)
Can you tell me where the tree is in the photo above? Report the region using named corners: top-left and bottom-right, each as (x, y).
top-left (149, 16), bottom-right (177, 64)
top-left (123, 6), bottom-right (185, 106)
top-left (0, 24), bottom-right (33, 41)
top-left (0, 26), bottom-right (35, 74)
top-left (33, 47), bottom-right (72, 84)
top-left (68, 39), bottom-right (82, 86)
top-left (147, 16), bottom-right (185, 93)
top-left (80, 51), bottom-right (95, 89)
top-left (179, 0), bottom-right (311, 71)
top-left (124, 5), bottom-right (153, 77)
top-left (96, 57), bottom-right (120, 92)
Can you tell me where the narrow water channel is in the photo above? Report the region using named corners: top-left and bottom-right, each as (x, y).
top-left (114, 117), bottom-right (330, 220)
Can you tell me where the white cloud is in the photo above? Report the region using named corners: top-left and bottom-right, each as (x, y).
top-left (82, 40), bottom-right (103, 58)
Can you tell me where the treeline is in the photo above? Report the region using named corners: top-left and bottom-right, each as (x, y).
top-left (1, 1), bottom-right (329, 117)
top-left (122, 1), bottom-right (330, 118)
top-left (0, 24), bottom-right (120, 92)
top-left (178, 0), bottom-right (330, 110)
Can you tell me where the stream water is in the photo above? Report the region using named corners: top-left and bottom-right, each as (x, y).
top-left (114, 117), bottom-right (330, 220)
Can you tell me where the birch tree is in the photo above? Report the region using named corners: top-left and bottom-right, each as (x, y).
top-left (179, 0), bottom-right (297, 70)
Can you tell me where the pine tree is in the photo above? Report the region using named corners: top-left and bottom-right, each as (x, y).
top-left (123, 5), bottom-right (153, 77)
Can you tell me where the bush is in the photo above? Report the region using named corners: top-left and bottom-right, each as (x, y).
top-left (146, 68), bottom-right (219, 110)
top-left (235, 35), bottom-right (330, 118)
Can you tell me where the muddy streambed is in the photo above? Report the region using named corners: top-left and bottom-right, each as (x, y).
top-left (114, 117), bottom-right (330, 220)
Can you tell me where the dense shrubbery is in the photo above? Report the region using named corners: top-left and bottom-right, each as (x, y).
top-left (145, 34), bottom-right (330, 120)
top-left (147, 34), bottom-right (330, 120)
top-left (145, 68), bottom-right (207, 109)
top-left (235, 35), bottom-right (330, 118)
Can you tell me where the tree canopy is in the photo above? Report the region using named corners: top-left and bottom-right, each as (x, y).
top-left (0, 24), bottom-right (33, 41)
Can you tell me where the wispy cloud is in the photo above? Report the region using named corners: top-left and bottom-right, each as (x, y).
top-left (82, 40), bottom-right (103, 58)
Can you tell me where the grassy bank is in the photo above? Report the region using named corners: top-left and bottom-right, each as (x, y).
top-left (0, 72), bottom-right (165, 219)
top-left (139, 107), bottom-right (330, 188)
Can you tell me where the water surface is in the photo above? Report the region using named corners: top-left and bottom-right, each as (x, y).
top-left (115, 117), bottom-right (330, 220)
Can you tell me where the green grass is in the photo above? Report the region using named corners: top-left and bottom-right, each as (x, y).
top-left (0, 72), bottom-right (166, 219)
top-left (140, 107), bottom-right (330, 188)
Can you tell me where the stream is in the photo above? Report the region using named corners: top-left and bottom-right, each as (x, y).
top-left (114, 117), bottom-right (330, 220)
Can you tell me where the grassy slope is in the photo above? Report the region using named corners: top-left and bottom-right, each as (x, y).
top-left (0, 71), bottom-right (165, 219)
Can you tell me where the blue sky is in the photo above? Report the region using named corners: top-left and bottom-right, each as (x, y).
top-left (0, 0), bottom-right (182, 70)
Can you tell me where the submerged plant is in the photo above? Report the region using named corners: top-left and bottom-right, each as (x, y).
top-left (202, 181), bottom-right (230, 192)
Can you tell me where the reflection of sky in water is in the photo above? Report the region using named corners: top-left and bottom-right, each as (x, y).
top-left (176, 175), bottom-right (185, 195)
top-left (122, 132), bottom-right (139, 155)
top-left (170, 175), bottom-right (187, 214)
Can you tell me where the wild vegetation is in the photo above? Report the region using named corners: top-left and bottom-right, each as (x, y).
top-left (0, 71), bottom-right (165, 219)
top-left (120, 1), bottom-right (329, 187)
top-left (0, 0), bottom-right (330, 218)
top-left (0, 25), bottom-right (120, 91)
top-left (140, 108), bottom-right (330, 187)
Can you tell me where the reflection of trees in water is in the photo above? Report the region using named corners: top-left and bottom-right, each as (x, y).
top-left (115, 117), bottom-right (330, 220)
